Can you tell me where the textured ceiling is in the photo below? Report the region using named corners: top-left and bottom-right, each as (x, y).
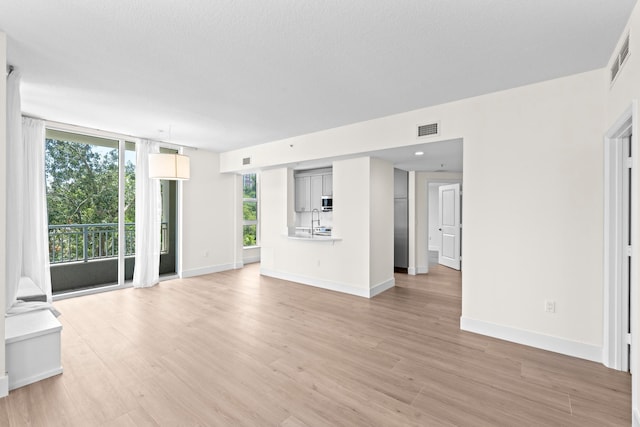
top-left (1, 0), bottom-right (636, 152)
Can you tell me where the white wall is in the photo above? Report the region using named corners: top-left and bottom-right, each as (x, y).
top-left (460, 72), bottom-right (605, 354)
top-left (369, 157), bottom-right (394, 290)
top-left (428, 183), bottom-right (440, 251)
top-left (181, 148), bottom-right (241, 277)
top-left (604, 2), bottom-right (640, 421)
top-left (221, 68), bottom-right (607, 359)
top-left (243, 247), bottom-right (261, 264)
top-left (0, 32), bottom-right (8, 397)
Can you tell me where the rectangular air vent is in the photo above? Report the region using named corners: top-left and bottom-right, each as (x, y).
top-left (611, 32), bottom-right (630, 84)
top-left (417, 122), bottom-right (439, 138)
top-left (611, 61), bottom-right (620, 82)
top-left (242, 157), bottom-right (251, 166)
top-left (620, 34), bottom-right (630, 64)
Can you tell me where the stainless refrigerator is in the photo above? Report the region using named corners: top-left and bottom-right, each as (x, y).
top-left (394, 169), bottom-right (409, 271)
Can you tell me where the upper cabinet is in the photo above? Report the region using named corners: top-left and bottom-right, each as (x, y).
top-left (295, 167), bottom-right (332, 212)
top-left (322, 174), bottom-right (333, 196)
top-left (310, 175), bottom-right (323, 211)
top-left (295, 176), bottom-right (311, 212)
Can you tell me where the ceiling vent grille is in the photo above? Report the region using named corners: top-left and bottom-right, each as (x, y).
top-left (242, 157), bottom-right (251, 166)
top-left (611, 32), bottom-right (630, 84)
top-left (417, 122), bottom-right (439, 138)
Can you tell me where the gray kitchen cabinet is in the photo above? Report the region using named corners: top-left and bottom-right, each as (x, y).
top-left (295, 176), bottom-right (311, 212)
top-left (394, 168), bottom-right (409, 270)
top-left (295, 168), bottom-right (333, 212)
top-left (310, 175), bottom-right (323, 211)
top-left (322, 174), bottom-right (333, 196)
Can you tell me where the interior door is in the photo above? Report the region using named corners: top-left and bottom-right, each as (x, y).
top-left (438, 183), bottom-right (461, 270)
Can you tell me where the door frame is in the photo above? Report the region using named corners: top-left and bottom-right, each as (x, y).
top-left (420, 176), bottom-right (462, 274)
top-left (604, 100), bottom-right (637, 371)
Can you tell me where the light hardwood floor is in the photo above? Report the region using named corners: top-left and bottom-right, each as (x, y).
top-left (0, 263), bottom-right (631, 426)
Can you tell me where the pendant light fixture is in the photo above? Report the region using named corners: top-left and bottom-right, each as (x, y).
top-left (149, 153), bottom-right (190, 180)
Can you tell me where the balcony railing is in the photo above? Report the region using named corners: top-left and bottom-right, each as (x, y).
top-left (48, 222), bottom-right (169, 264)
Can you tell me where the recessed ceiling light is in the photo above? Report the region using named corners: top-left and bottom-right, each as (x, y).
top-left (414, 151), bottom-right (424, 156)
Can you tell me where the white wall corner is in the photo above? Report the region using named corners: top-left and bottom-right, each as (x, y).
top-left (260, 268), bottom-right (371, 298)
top-left (460, 317), bottom-right (602, 363)
top-left (370, 277), bottom-right (395, 297)
top-left (0, 374), bottom-right (8, 398)
top-left (243, 256), bottom-right (261, 265)
top-left (182, 263), bottom-right (237, 278)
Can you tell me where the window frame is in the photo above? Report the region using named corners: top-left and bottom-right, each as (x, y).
top-left (45, 123), bottom-right (183, 300)
top-left (242, 173), bottom-right (259, 248)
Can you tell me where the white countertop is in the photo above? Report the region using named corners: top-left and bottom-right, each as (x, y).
top-left (285, 227), bottom-right (341, 241)
top-left (286, 234), bottom-right (342, 241)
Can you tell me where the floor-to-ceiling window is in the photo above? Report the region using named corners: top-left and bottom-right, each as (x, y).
top-left (46, 128), bottom-right (178, 294)
top-left (243, 173), bottom-right (259, 247)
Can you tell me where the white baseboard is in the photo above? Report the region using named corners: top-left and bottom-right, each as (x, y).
top-left (10, 368), bottom-right (63, 391)
top-left (460, 316), bottom-right (602, 363)
top-left (634, 408), bottom-right (640, 427)
top-left (370, 278), bottom-right (395, 297)
top-left (182, 263), bottom-right (238, 278)
top-left (406, 266), bottom-right (428, 275)
top-left (0, 374), bottom-right (8, 397)
top-left (260, 268), bottom-right (394, 298)
top-left (243, 256), bottom-right (261, 264)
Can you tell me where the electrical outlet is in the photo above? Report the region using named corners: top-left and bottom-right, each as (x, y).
top-left (544, 300), bottom-right (556, 313)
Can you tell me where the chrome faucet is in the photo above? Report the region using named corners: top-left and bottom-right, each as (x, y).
top-left (311, 209), bottom-right (321, 236)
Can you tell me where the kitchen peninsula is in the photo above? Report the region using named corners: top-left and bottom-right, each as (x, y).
top-left (259, 156), bottom-right (395, 298)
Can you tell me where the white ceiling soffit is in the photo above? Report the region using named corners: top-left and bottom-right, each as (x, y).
top-left (290, 138), bottom-right (463, 173)
top-left (0, 0), bottom-right (636, 152)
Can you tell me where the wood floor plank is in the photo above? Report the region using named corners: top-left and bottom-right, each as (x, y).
top-left (0, 263), bottom-right (630, 426)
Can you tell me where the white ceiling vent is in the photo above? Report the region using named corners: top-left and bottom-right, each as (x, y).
top-left (417, 122), bottom-right (440, 139)
top-left (242, 157), bottom-right (251, 166)
top-left (611, 32), bottom-right (630, 84)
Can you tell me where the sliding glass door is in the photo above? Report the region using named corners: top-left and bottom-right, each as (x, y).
top-left (45, 129), bottom-right (177, 294)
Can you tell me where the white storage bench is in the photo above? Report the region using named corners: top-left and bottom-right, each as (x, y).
top-left (5, 310), bottom-right (63, 390)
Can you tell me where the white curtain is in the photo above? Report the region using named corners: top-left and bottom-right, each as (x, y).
top-left (6, 70), bottom-right (54, 314)
top-left (132, 140), bottom-right (161, 288)
top-left (22, 118), bottom-right (52, 302)
top-left (6, 70), bottom-right (24, 311)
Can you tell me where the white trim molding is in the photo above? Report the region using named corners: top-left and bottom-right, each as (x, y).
top-left (0, 375), bottom-right (8, 398)
top-left (243, 256), bottom-right (261, 265)
top-left (460, 317), bottom-right (602, 363)
top-left (10, 367), bottom-right (63, 391)
top-left (603, 100), bottom-right (637, 371)
top-left (370, 278), bottom-right (395, 297)
top-left (260, 268), bottom-right (394, 298)
top-left (181, 262), bottom-right (240, 279)
top-left (408, 266), bottom-right (429, 276)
